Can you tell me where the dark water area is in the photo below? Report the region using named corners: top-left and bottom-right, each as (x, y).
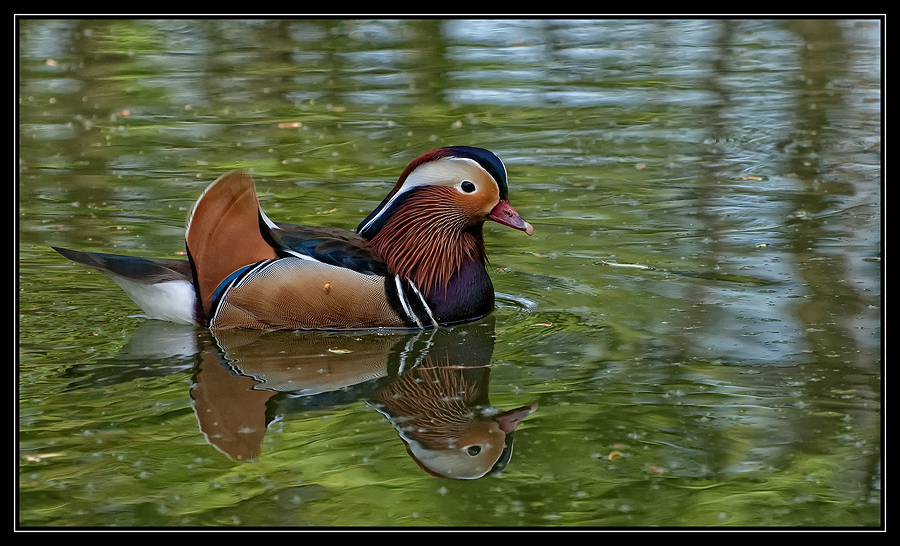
top-left (18, 18), bottom-right (881, 527)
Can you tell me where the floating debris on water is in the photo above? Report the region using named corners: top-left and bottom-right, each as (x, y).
top-left (597, 260), bottom-right (656, 271)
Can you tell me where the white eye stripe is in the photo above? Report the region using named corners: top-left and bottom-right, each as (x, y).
top-left (403, 157), bottom-right (487, 189)
top-left (359, 157), bottom-right (493, 233)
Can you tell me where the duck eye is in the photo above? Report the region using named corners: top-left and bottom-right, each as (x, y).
top-left (460, 180), bottom-right (476, 193)
top-left (466, 445), bottom-right (482, 456)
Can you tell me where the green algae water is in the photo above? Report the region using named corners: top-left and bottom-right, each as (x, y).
top-left (18, 18), bottom-right (881, 527)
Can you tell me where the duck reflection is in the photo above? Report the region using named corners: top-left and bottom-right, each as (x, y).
top-left (366, 330), bottom-right (537, 479)
top-left (189, 316), bottom-right (537, 479)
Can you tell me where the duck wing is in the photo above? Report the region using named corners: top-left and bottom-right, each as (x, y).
top-left (266, 223), bottom-right (389, 276)
top-left (186, 171), bottom-right (278, 317)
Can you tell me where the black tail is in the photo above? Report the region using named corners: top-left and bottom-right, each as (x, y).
top-left (52, 247), bottom-right (193, 284)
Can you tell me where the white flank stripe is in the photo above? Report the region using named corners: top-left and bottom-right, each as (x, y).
top-left (394, 276), bottom-right (421, 327)
top-left (406, 279), bottom-right (438, 327)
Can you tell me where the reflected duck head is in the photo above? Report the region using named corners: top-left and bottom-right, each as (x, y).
top-left (397, 402), bottom-right (538, 480)
top-left (371, 356), bottom-right (537, 480)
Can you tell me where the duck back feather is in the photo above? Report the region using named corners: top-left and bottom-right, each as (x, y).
top-left (186, 171), bottom-right (277, 317)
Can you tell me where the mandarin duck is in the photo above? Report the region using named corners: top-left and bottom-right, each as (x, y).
top-left (53, 146), bottom-right (533, 330)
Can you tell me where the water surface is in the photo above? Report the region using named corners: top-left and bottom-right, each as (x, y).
top-left (18, 18), bottom-right (882, 527)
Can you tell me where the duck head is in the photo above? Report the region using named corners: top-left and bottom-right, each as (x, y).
top-left (357, 146), bottom-right (533, 295)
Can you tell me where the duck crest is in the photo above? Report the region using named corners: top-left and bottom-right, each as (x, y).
top-left (365, 185), bottom-right (487, 297)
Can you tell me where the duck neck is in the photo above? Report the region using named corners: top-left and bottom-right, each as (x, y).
top-left (365, 189), bottom-right (488, 298)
